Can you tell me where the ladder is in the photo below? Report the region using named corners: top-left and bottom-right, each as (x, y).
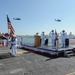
top-left (64, 50), bottom-right (75, 57)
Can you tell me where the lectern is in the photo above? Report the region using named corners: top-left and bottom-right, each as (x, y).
top-left (34, 35), bottom-right (41, 47)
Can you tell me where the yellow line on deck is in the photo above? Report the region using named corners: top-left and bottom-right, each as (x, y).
top-left (16, 51), bottom-right (29, 54)
top-left (66, 72), bottom-right (75, 75)
top-left (0, 53), bottom-right (8, 56)
top-left (0, 51), bottom-right (29, 56)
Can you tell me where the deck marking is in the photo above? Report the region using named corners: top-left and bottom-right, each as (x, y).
top-left (0, 51), bottom-right (29, 56)
top-left (0, 63), bottom-right (3, 65)
top-left (66, 72), bottom-right (75, 75)
top-left (10, 68), bottom-right (23, 74)
top-left (16, 51), bottom-right (29, 54)
top-left (0, 53), bottom-right (9, 56)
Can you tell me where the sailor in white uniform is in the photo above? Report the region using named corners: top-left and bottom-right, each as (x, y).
top-left (10, 35), bottom-right (17, 56)
top-left (35, 33), bottom-right (39, 36)
top-left (3, 39), bottom-right (7, 46)
top-left (17, 36), bottom-right (21, 48)
top-left (60, 30), bottom-right (67, 48)
top-left (49, 30), bottom-right (55, 47)
top-left (41, 32), bottom-right (45, 46)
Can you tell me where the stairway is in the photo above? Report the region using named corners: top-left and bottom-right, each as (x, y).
top-left (64, 50), bottom-right (75, 57)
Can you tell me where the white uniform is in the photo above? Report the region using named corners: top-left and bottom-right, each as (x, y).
top-left (41, 32), bottom-right (45, 46)
top-left (17, 36), bottom-right (21, 47)
top-left (49, 32), bottom-right (55, 47)
top-left (35, 33), bottom-right (38, 36)
top-left (3, 39), bottom-right (7, 46)
top-left (60, 32), bottom-right (66, 47)
top-left (10, 38), bottom-right (17, 56)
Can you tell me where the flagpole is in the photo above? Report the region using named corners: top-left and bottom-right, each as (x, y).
top-left (6, 14), bottom-right (10, 42)
top-left (6, 13), bottom-right (9, 35)
top-left (6, 13), bottom-right (9, 46)
top-left (6, 13), bottom-right (15, 38)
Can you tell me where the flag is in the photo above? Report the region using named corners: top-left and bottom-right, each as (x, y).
top-left (55, 29), bottom-right (57, 35)
top-left (55, 29), bottom-right (58, 40)
top-left (7, 15), bottom-right (15, 36)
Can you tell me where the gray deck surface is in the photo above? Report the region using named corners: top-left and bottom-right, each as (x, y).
top-left (38, 45), bottom-right (75, 51)
top-left (23, 44), bottom-right (75, 51)
top-left (0, 46), bottom-right (75, 75)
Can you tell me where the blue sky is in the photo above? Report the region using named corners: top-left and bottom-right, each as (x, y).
top-left (0, 0), bottom-right (75, 35)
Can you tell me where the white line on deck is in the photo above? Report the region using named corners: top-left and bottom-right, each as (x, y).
top-left (10, 68), bottom-right (23, 74)
top-left (66, 72), bottom-right (75, 75)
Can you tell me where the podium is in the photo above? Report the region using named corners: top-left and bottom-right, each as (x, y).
top-left (34, 35), bottom-right (41, 47)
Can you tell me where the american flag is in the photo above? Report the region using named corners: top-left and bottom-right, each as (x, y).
top-left (55, 29), bottom-right (58, 40)
top-left (7, 15), bottom-right (15, 36)
top-left (55, 29), bottom-right (57, 35)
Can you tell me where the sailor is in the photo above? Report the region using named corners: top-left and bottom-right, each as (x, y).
top-left (60, 30), bottom-right (67, 48)
top-left (41, 32), bottom-right (45, 46)
top-left (49, 30), bottom-right (55, 47)
top-left (55, 30), bottom-right (59, 49)
top-left (35, 33), bottom-right (39, 36)
top-left (10, 35), bottom-right (17, 56)
top-left (17, 36), bottom-right (21, 48)
top-left (3, 39), bottom-right (7, 46)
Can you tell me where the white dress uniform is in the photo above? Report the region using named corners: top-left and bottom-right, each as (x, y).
top-left (3, 39), bottom-right (7, 46)
top-left (17, 36), bottom-right (21, 48)
top-left (60, 31), bottom-right (66, 48)
top-left (49, 31), bottom-right (55, 47)
top-left (41, 32), bottom-right (45, 46)
top-left (10, 37), bottom-right (17, 56)
top-left (35, 33), bottom-right (38, 36)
